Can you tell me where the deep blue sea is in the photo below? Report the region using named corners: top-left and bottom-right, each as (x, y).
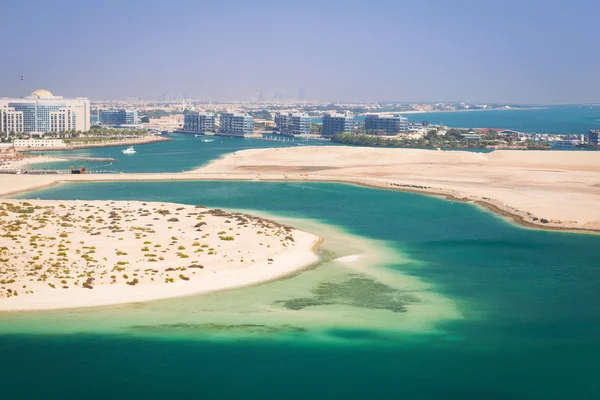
top-left (403, 105), bottom-right (600, 134)
top-left (312, 105), bottom-right (600, 134)
top-left (2, 181), bottom-right (600, 399)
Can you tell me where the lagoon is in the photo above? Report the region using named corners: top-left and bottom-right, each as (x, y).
top-left (3, 181), bottom-right (600, 398)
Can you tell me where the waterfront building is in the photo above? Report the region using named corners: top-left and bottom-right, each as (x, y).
top-left (0, 108), bottom-right (24, 135)
top-left (322, 113), bottom-right (354, 136)
top-left (588, 130), bottom-right (599, 146)
top-left (219, 113), bottom-right (254, 136)
top-left (0, 90), bottom-right (90, 134)
top-left (274, 112), bottom-right (311, 136)
top-left (183, 112), bottom-right (216, 133)
top-left (99, 109), bottom-right (139, 126)
top-left (364, 114), bottom-right (409, 135)
top-left (13, 138), bottom-right (65, 148)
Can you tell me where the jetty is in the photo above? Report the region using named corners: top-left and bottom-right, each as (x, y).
top-left (55, 156), bottom-right (116, 162)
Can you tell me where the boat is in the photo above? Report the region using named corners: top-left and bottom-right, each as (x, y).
top-left (195, 134), bottom-right (200, 137)
top-left (122, 146), bottom-right (136, 154)
top-left (202, 139), bottom-right (214, 143)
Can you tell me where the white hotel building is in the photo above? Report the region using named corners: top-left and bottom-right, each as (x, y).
top-left (0, 89), bottom-right (90, 135)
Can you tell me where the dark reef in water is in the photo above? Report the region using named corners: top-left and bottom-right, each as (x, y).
top-left (128, 323), bottom-right (308, 335)
top-left (274, 276), bottom-right (418, 313)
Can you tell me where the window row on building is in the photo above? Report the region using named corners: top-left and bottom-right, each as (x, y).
top-left (322, 113), bottom-right (355, 136)
top-left (13, 139), bottom-right (66, 148)
top-left (183, 112), bottom-right (216, 133)
top-left (219, 113), bottom-right (254, 136)
top-left (99, 109), bottom-right (139, 126)
top-left (364, 114), bottom-right (409, 135)
top-left (183, 112), bottom-right (254, 136)
top-left (274, 113), bottom-right (312, 136)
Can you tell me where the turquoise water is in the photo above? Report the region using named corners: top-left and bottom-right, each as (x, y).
top-left (27, 134), bottom-right (330, 173)
top-left (3, 181), bottom-right (600, 399)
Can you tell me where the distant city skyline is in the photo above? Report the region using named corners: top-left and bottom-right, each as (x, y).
top-left (1, 0), bottom-right (599, 104)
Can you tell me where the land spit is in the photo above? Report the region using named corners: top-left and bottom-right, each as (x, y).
top-left (0, 199), bottom-right (320, 311)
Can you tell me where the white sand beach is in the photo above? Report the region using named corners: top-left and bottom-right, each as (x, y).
top-left (0, 200), bottom-right (319, 311)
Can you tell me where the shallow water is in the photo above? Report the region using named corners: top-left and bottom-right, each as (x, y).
top-left (26, 134), bottom-right (331, 173)
top-left (4, 181), bottom-right (600, 398)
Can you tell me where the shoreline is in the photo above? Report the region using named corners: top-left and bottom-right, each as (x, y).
top-left (14, 135), bottom-right (171, 153)
top-left (365, 106), bottom-right (548, 116)
top-left (192, 147), bottom-right (600, 233)
top-left (0, 199), bottom-right (321, 311)
top-left (1, 155), bottom-right (71, 170)
top-left (0, 173), bottom-right (598, 235)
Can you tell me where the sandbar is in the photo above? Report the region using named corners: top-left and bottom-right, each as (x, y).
top-left (0, 146), bottom-right (598, 233)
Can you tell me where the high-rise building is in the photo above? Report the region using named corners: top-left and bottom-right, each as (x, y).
top-left (588, 130), bottom-right (599, 146)
top-left (0, 89), bottom-right (90, 134)
top-left (0, 107), bottom-right (24, 135)
top-left (275, 112), bottom-right (311, 136)
top-left (99, 109), bottom-right (139, 126)
top-left (364, 114), bottom-right (409, 135)
top-left (219, 113), bottom-right (254, 136)
top-left (322, 113), bottom-right (354, 136)
top-left (183, 112), bottom-right (216, 133)
top-left (298, 87), bottom-right (305, 101)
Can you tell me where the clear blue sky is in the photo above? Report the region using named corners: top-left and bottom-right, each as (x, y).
top-left (1, 0), bottom-right (599, 103)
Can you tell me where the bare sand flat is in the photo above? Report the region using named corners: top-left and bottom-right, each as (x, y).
top-left (0, 199), bottom-right (319, 311)
top-left (194, 147), bottom-right (600, 232)
top-left (0, 146), bottom-right (598, 232)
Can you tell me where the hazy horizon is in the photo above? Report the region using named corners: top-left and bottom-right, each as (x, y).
top-left (1, 0), bottom-right (599, 103)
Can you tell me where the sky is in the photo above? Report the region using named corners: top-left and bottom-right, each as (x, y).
top-left (1, 0), bottom-right (599, 103)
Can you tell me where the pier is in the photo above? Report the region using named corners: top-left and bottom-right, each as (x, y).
top-left (57, 156), bottom-right (117, 162)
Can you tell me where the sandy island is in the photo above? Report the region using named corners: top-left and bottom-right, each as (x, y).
top-left (0, 146), bottom-right (598, 234)
top-left (0, 199), bottom-right (319, 311)
top-left (0, 146), bottom-right (600, 232)
top-left (193, 147), bottom-right (600, 232)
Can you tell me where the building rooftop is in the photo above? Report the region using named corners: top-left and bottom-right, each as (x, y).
top-left (31, 89), bottom-right (54, 98)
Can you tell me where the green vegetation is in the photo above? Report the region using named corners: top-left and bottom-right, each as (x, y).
top-left (332, 129), bottom-right (551, 150)
top-left (249, 110), bottom-right (272, 120)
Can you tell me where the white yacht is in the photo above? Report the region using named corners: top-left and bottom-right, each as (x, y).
top-left (122, 146), bottom-right (136, 154)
